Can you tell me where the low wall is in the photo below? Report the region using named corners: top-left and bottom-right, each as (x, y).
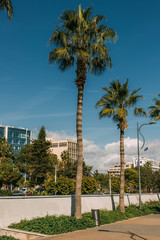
top-left (0, 193), bottom-right (159, 227)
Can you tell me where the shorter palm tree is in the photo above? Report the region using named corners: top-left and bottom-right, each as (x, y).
top-left (149, 94), bottom-right (160, 120)
top-left (0, 0), bottom-right (13, 20)
top-left (96, 78), bottom-right (147, 212)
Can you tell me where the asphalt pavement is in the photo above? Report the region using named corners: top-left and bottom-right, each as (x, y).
top-left (39, 214), bottom-right (160, 240)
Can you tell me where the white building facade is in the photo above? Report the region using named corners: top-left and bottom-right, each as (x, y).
top-left (133, 156), bottom-right (160, 171)
top-left (108, 162), bottom-right (133, 176)
top-left (47, 138), bottom-right (77, 161)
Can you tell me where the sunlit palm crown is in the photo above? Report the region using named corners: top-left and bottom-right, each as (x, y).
top-left (0, 0), bottom-right (13, 19)
top-left (149, 94), bottom-right (160, 120)
top-left (96, 78), bottom-right (147, 130)
top-left (48, 5), bottom-right (117, 85)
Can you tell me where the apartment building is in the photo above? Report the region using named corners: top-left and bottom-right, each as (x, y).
top-left (47, 138), bottom-right (77, 161)
top-left (133, 156), bottom-right (160, 171)
top-left (108, 162), bottom-right (133, 176)
top-left (0, 125), bottom-right (32, 153)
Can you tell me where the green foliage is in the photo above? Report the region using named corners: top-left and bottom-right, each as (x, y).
top-left (0, 158), bottom-right (22, 188)
top-left (0, 137), bottom-right (14, 162)
top-left (94, 171), bottom-right (109, 191)
top-left (82, 176), bottom-right (98, 194)
top-left (149, 94), bottom-right (160, 120)
top-left (96, 78), bottom-right (146, 131)
top-left (9, 215), bottom-right (95, 235)
top-left (9, 202), bottom-right (160, 235)
top-left (125, 168), bottom-right (138, 193)
top-left (15, 127), bottom-right (57, 186)
top-left (0, 189), bottom-right (12, 196)
top-left (58, 152), bottom-right (93, 179)
top-left (38, 126), bottom-right (46, 141)
top-left (48, 5), bottom-right (117, 76)
top-left (0, 236), bottom-right (18, 240)
top-left (0, 0), bottom-right (13, 20)
top-left (140, 162), bottom-right (154, 192)
top-left (44, 175), bottom-right (97, 195)
top-left (44, 175), bottom-right (76, 195)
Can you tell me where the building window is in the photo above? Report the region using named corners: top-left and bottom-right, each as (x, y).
top-left (52, 143), bottom-right (58, 147)
top-left (59, 142), bottom-right (67, 147)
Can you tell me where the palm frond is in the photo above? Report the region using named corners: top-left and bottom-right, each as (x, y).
top-left (134, 108), bottom-right (148, 117)
top-left (0, 0), bottom-right (13, 19)
top-left (48, 48), bottom-right (74, 71)
top-left (49, 30), bottom-right (68, 48)
top-left (96, 78), bottom-right (146, 131)
top-left (99, 108), bottom-right (115, 119)
top-left (148, 94), bottom-right (160, 120)
top-left (48, 5), bottom-right (117, 75)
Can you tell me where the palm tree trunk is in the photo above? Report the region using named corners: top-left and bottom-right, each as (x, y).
top-left (119, 128), bottom-right (125, 212)
top-left (75, 84), bottom-right (84, 219)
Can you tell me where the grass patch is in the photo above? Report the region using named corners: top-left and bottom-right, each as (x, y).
top-left (9, 201), bottom-right (160, 235)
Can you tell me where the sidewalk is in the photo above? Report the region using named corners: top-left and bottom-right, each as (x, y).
top-left (40, 214), bottom-right (160, 240)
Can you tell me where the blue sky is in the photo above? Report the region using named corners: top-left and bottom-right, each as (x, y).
top-left (1, 0), bottom-right (160, 170)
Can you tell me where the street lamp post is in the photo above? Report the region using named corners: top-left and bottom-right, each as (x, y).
top-left (137, 121), bottom-right (156, 209)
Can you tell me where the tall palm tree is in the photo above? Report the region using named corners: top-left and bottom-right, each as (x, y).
top-left (48, 5), bottom-right (117, 219)
top-left (0, 0), bottom-right (13, 20)
top-left (149, 94), bottom-right (160, 120)
top-left (96, 78), bottom-right (147, 212)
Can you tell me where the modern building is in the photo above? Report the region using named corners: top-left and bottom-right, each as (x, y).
top-left (0, 125), bottom-right (32, 153)
top-left (47, 138), bottom-right (77, 161)
top-left (108, 162), bottom-right (133, 176)
top-left (133, 156), bottom-right (160, 171)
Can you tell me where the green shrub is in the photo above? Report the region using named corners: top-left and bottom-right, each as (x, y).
top-left (9, 215), bottom-right (95, 235)
top-left (9, 201), bottom-right (160, 235)
top-left (0, 236), bottom-right (19, 240)
top-left (0, 190), bottom-right (12, 196)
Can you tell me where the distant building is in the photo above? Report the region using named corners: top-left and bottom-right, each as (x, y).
top-left (133, 156), bottom-right (160, 171)
top-left (47, 138), bottom-right (77, 161)
top-left (0, 125), bottom-right (32, 153)
top-left (108, 162), bottom-right (133, 176)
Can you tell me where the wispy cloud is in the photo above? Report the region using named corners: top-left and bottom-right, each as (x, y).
top-left (0, 112), bottom-right (75, 121)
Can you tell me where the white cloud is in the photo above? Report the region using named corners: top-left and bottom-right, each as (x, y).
top-left (46, 130), bottom-right (76, 141)
top-left (46, 130), bottom-right (160, 172)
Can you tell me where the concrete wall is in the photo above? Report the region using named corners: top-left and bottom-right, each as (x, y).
top-left (0, 193), bottom-right (159, 227)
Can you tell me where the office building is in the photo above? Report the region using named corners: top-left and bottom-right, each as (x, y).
top-left (108, 162), bottom-right (133, 176)
top-left (47, 138), bottom-right (77, 161)
top-left (0, 125), bottom-right (32, 153)
top-left (133, 156), bottom-right (160, 171)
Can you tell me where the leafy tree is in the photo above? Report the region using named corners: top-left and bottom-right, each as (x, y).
top-left (125, 168), bottom-right (138, 193)
top-left (0, 137), bottom-right (14, 163)
top-left (44, 175), bottom-right (76, 195)
top-left (26, 139), bottom-right (53, 185)
top-left (38, 126), bottom-right (46, 141)
top-left (149, 94), bottom-right (160, 120)
top-left (140, 162), bottom-right (154, 193)
top-left (44, 175), bottom-right (97, 195)
top-left (48, 5), bottom-right (117, 219)
top-left (14, 144), bottom-right (32, 177)
top-left (96, 78), bottom-right (147, 212)
top-left (15, 127), bottom-right (57, 186)
top-left (0, 158), bottom-right (22, 189)
top-left (93, 171), bottom-right (109, 192)
top-left (153, 170), bottom-right (160, 192)
top-left (0, 0), bottom-right (13, 19)
top-left (58, 150), bottom-right (93, 178)
top-left (82, 176), bottom-right (97, 194)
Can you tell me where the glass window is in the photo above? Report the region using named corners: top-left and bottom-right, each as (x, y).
top-left (59, 142), bottom-right (67, 147)
top-left (52, 143), bottom-right (58, 147)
